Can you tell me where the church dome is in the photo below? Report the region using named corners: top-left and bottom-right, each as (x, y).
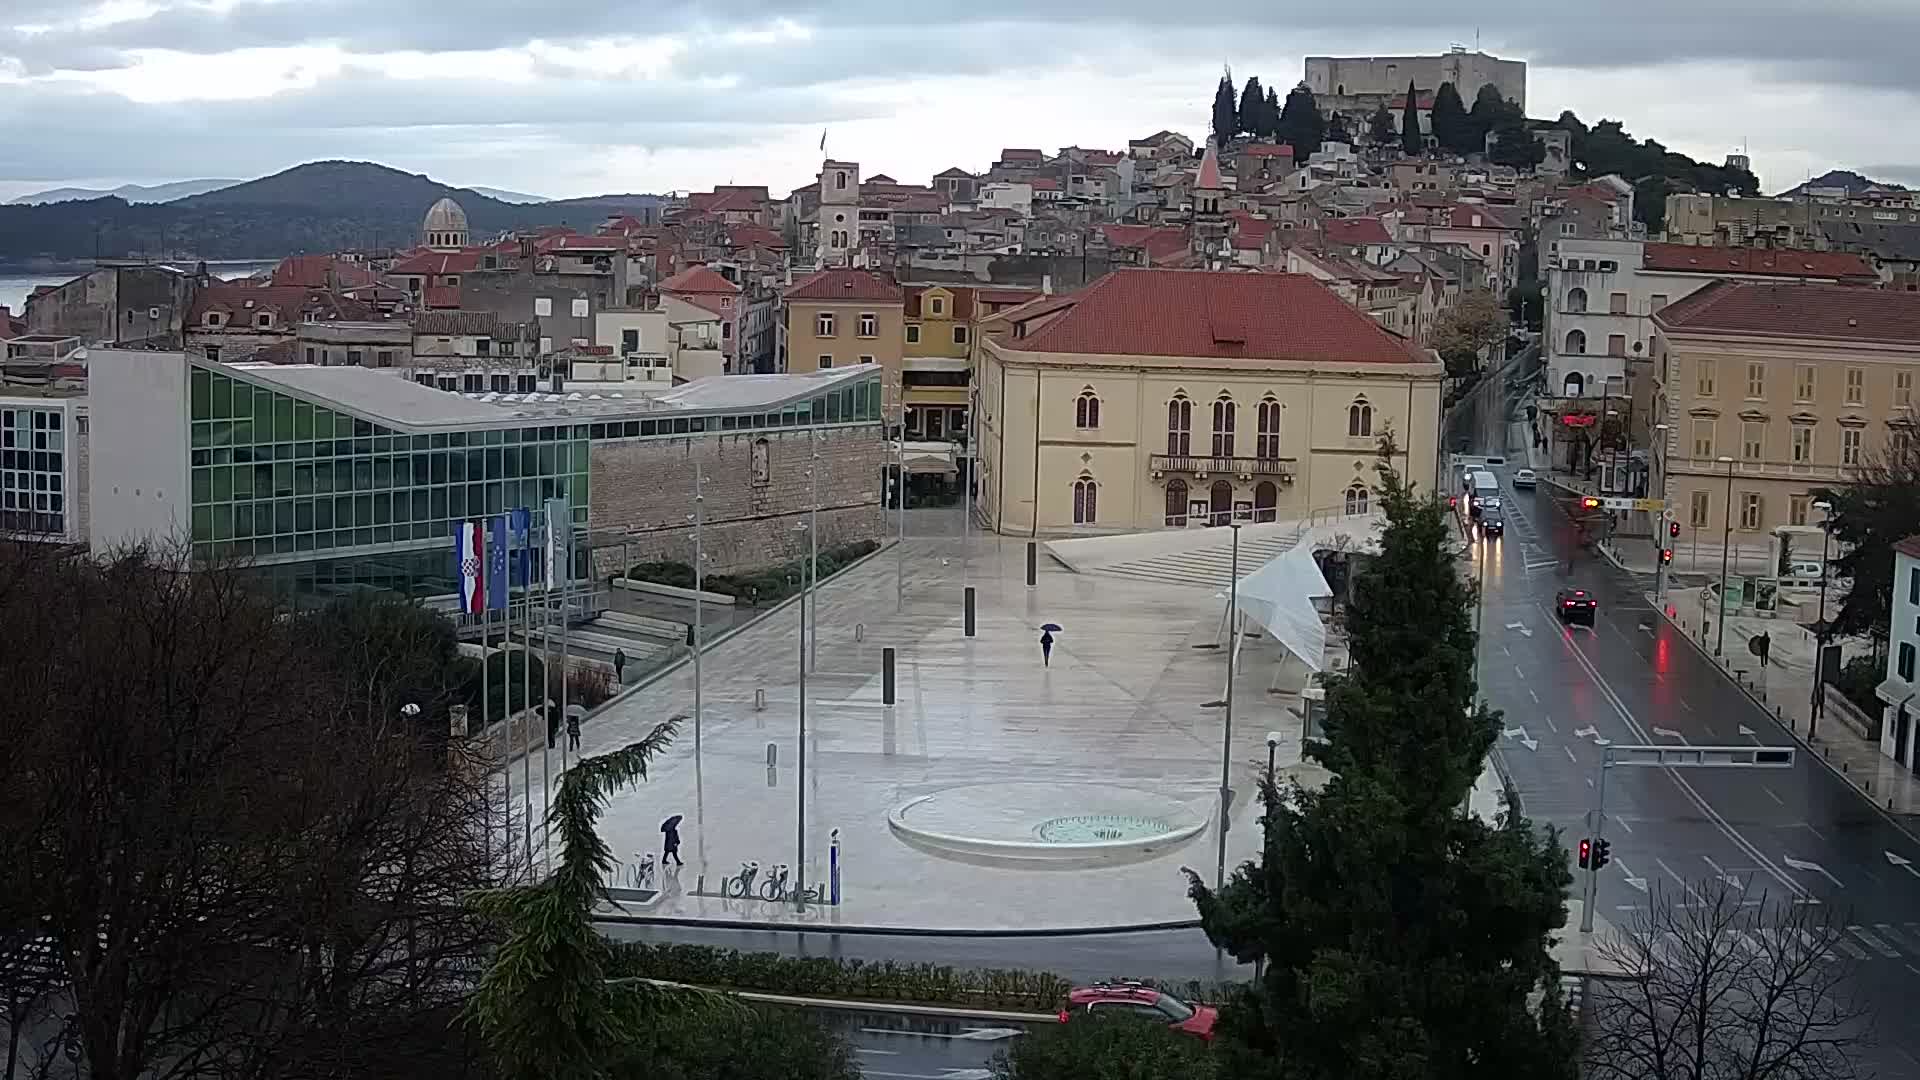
top-left (422, 197), bottom-right (470, 248)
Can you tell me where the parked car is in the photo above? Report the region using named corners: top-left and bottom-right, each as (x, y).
top-left (1061, 982), bottom-right (1219, 1041)
top-left (1512, 468), bottom-right (1537, 489)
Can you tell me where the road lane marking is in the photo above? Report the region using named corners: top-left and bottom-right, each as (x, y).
top-left (1703, 855), bottom-right (1743, 890)
top-left (1679, 697), bottom-right (1694, 712)
top-left (1516, 664), bottom-right (1526, 679)
top-left (1829, 933), bottom-right (1871, 961)
top-left (1876, 923), bottom-right (1920, 953)
top-left (1540, 599), bottom-right (1809, 900)
top-left (1763, 787), bottom-right (1784, 806)
top-left (1655, 859), bottom-right (1708, 903)
top-left (1782, 856), bottom-right (1843, 889)
top-left (1613, 815), bottom-right (1631, 833)
top-left (1565, 746), bottom-right (1578, 763)
top-left (1529, 688), bottom-right (1540, 703)
top-left (1544, 714), bottom-right (1558, 732)
top-left (1852, 925), bottom-right (1903, 957)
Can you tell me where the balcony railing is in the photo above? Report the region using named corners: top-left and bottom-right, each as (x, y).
top-left (1150, 454), bottom-right (1297, 479)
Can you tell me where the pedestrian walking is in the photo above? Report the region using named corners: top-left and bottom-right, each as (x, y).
top-left (1039, 628), bottom-right (1054, 667)
top-left (613, 647), bottom-right (627, 684)
top-left (660, 814), bottom-right (685, 868)
top-left (566, 711), bottom-right (581, 752)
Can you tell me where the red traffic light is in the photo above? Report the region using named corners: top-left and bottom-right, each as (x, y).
top-left (1661, 549), bottom-right (1674, 565)
top-left (1577, 838), bottom-right (1591, 869)
top-left (1669, 521), bottom-right (1681, 539)
top-left (1581, 496), bottom-right (1601, 510)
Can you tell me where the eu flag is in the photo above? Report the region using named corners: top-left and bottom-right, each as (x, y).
top-left (509, 507), bottom-right (535, 587)
top-left (486, 515), bottom-right (510, 609)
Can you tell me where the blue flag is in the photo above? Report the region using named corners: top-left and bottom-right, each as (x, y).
top-left (509, 507), bottom-right (535, 587)
top-left (486, 515), bottom-right (510, 609)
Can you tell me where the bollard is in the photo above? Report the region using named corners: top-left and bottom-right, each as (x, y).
top-left (1026, 541), bottom-right (1037, 588)
top-left (882, 647), bottom-right (896, 705)
top-left (964, 586), bottom-right (976, 637)
top-left (686, 623), bottom-right (696, 647)
top-left (829, 827), bottom-right (841, 906)
top-left (767, 742), bottom-right (778, 767)
top-left (754, 687), bottom-right (766, 711)
top-left (855, 622), bottom-right (866, 643)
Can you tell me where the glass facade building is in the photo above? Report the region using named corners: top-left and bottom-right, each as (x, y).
top-left (0, 403), bottom-right (70, 539)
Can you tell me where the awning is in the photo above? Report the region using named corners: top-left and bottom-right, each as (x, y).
top-left (1874, 676), bottom-right (1915, 708)
top-left (1233, 542), bottom-right (1334, 671)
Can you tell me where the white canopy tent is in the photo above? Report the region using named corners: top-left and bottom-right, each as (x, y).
top-left (1231, 542), bottom-right (1336, 672)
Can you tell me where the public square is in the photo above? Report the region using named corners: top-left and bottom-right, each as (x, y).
top-left (570, 508), bottom-right (1307, 931)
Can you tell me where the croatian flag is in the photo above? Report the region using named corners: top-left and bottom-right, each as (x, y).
top-left (455, 519), bottom-right (486, 614)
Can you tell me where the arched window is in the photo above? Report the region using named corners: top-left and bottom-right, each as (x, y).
top-left (1345, 484), bottom-right (1370, 516)
top-left (835, 171), bottom-right (849, 190)
top-left (1256, 396), bottom-right (1281, 459)
top-left (1254, 481), bottom-right (1278, 523)
top-left (1566, 287), bottom-right (1588, 313)
top-left (1165, 479), bottom-right (1189, 526)
top-left (1209, 480), bottom-right (1234, 526)
top-left (1563, 372), bottom-right (1586, 397)
top-left (1348, 397), bottom-right (1373, 438)
top-left (1075, 388), bottom-right (1101, 429)
top-left (1166, 394), bottom-right (1192, 455)
top-left (1565, 329), bottom-right (1587, 355)
top-left (1073, 476), bottom-right (1098, 524)
top-left (1211, 394), bottom-right (1236, 457)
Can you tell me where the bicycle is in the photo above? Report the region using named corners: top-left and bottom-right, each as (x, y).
top-left (759, 862), bottom-right (791, 902)
top-left (725, 860), bottom-right (760, 899)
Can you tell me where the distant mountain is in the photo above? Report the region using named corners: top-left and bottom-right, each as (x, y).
top-left (1774, 170), bottom-right (1909, 198)
top-left (8, 179), bottom-right (242, 206)
top-left (0, 160), bottom-right (665, 266)
top-left (469, 186), bottom-right (550, 204)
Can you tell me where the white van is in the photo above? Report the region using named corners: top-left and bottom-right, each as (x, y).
top-left (1469, 471), bottom-right (1499, 519)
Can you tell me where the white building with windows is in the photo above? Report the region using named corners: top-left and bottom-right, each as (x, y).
top-left (1881, 536), bottom-right (1920, 770)
top-left (0, 392), bottom-right (86, 545)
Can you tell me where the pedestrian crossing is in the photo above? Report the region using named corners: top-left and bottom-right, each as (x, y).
top-left (1625, 921), bottom-right (1920, 967)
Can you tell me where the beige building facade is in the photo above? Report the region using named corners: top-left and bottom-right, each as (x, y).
top-left (781, 269), bottom-right (906, 416)
top-left (1647, 282), bottom-right (1920, 541)
top-left (977, 269), bottom-right (1445, 535)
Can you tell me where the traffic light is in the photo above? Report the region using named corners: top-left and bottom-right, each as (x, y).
top-left (1581, 496), bottom-right (1601, 510)
top-left (1661, 549), bottom-right (1674, 565)
top-left (1669, 520), bottom-right (1681, 539)
top-left (1594, 838), bottom-right (1612, 870)
top-left (1577, 838), bottom-right (1591, 869)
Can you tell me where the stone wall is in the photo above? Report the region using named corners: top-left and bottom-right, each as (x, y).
top-left (586, 424), bottom-right (888, 578)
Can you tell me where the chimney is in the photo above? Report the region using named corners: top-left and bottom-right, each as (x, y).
top-left (1042, 273), bottom-right (1053, 295)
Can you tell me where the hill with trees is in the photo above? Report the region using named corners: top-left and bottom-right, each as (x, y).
top-left (0, 161), bottom-right (662, 268)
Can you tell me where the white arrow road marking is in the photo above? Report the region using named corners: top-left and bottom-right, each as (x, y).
top-left (1638, 622), bottom-right (1655, 635)
top-left (1793, 929), bottom-right (1843, 960)
top-left (1738, 723), bottom-right (1757, 737)
top-left (1784, 856), bottom-right (1844, 889)
top-left (1877, 923), bottom-right (1920, 953)
top-left (1502, 726), bottom-right (1538, 751)
top-left (1653, 726), bottom-right (1683, 739)
top-left (1505, 621), bottom-right (1534, 638)
top-left (1615, 860), bottom-right (1648, 892)
top-left (1573, 725), bottom-right (1598, 739)
top-left (1703, 855), bottom-right (1743, 891)
top-left (1887, 851), bottom-right (1920, 878)
top-left (1849, 925), bottom-right (1902, 958)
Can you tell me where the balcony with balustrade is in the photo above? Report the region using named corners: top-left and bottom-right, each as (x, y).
top-left (1149, 453), bottom-right (1297, 483)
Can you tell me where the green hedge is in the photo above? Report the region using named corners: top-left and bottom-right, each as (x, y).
top-left (606, 941), bottom-right (1071, 1011)
top-left (625, 540), bottom-right (881, 607)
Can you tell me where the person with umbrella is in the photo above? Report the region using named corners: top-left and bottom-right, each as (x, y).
top-left (660, 814), bottom-right (685, 869)
top-left (1039, 622), bottom-right (1062, 667)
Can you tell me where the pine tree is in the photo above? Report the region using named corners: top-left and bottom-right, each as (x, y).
top-left (1430, 81), bottom-right (1469, 154)
top-left (1275, 83), bottom-right (1325, 159)
top-left (1468, 83), bottom-right (1521, 151)
top-left (1238, 75), bottom-right (1267, 138)
top-left (1325, 112), bottom-right (1352, 146)
top-left (1187, 454), bottom-right (1578, 1080)
top-left (1400, 81), bottom-right (1423, 155)
top-left (1264, 87), bottom-right (1282, 139)
top-left (1367, 104), bottom-right (1397, 146)
top-left (1212, 71), bottom-right (1239, 149)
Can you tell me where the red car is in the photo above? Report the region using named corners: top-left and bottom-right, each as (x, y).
top-left (1060, 982), bottom-right (1219, 1041)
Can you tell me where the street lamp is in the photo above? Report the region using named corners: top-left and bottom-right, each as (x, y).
top-left (687, 471), bottom-right (706, 760)
top-left (793, 519), bottom-right (811, 907)
top-left (1810, 499), bottom-right (1834, 738)
top-left (1264, 731), bottom-right (1280, 794)
top-left (1715, 455), bottom-right (1735, 656)
top-left (1215, 521), bottom-right (1242, 892)
top-left (1652, 423), bottom-right (1672, 596)
top-left (808, 435), bottom-right (820, 673)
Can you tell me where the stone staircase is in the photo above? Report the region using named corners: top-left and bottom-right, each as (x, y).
top-left (1084, 530), bottom-right (1303, 587)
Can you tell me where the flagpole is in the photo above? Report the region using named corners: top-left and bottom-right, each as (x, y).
top-left (519, 510), bottom-right (533, 872)
top-left (482, 519), bottom-right (494, 875)
top-left (561, 508), bottom-right (576, 778)
top-left (693, 471), bottom-right (704, 758)
top-left (540, 502), bottom-right (554, 876)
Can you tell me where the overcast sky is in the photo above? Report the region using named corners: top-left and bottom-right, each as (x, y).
top-left (3, 1), bottom-right (1917, 203)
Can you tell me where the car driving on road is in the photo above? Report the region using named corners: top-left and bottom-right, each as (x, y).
top-left (1062, 982), bottom-right (1219, 1041)
top-left (1512, 468), bottom-right (1537, 489)
top-left (1555, 588), bottom-right (1597, 627)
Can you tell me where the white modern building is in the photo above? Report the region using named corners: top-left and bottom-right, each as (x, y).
top-left (0, 391), bottom-right (87, 545)
top-left (1880, 536), bottom-right (1920, 770)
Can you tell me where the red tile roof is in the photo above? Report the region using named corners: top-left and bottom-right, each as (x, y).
top-left (1640, 243), bottom-right (1875, 281)
top-left (659, 264), bottom-right (741, 295)
top-left (1240, 143), bottom-right (1295, 159)
top-left (1323, 217), bottom-right (1393, 247)
top-left (1654, 281), bottom-right (1920, 345)
top-left (999, 148), bottom-right (1045, 161)
top-left (785, 269), bottom-right (904, 303)
top-left (1099, 224), bottom-right (1192, 264)
top-left (537, 233), bottom-right (623, 252)
top-left (1002, 269), bottom-right (1424, 364)
top-left (188, 284), bottom-right (374, 326)
top-left (1031, 178), bottom-right (1060, 191)
top-left (977, 287), bottom-right (1041, 306)
top-left (389, 249), bottom-right (484, 275)
top-left (271, 255), bottom-right (375, 289)
top-left (905, 286), bottom-right (976, 320)
top-left (1895, 534), bottom-right (1920, 561)
top-left (726, 224), bottom-right (786, 250)
top-left (675, 293), bottom-right (735, 319)
top-left (423, 284), bottom-right (461, 309)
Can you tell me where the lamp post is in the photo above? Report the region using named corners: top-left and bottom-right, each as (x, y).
top-left (1652, 422), bottom-right (1671, 596)
top-left (1215, 521), bottom-right (1242, 892)
top-left (1811, 499), bottom-right (1834, 737)
top-left (896, 415), bottom-right (907, 614)
top-left (688, 472), bottom-right (706, 758)
top-left (809, 434), bottom-right (820, 672)
top-left (1715, 455), bottom-right (1735, 656)
top-left (794, 519), bottom-right (811, 907)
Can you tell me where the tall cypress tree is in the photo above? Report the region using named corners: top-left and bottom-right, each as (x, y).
top-left (1367, 103), bottom-right (1397, 146)
top-left (1188, 454), bottom-right (1578, 1080)
top-left (1212, 71), bottom-right (1239, 149)
top-left (1275, 83), bottom-right (1325, 159)
top-left (1430, 81), bottom-right (1469, 154)
top-left (1238, 75), bottom-right (1267, 138)
top-left (1264, 86), bottom-right (1282, 140)
top-left (1400, 81), bottom-right (1423, 155)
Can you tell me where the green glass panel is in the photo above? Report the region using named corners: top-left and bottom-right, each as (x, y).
top-left (253, 386), bottom-right (274, 439)
top-left (538, 445), bottom-right (556, 474)
top-left (294, 463), bottom-right (313, 495)
top-left (373, 458), bottom-right (392, 489)
top-left (315, 499), bottom-right (333, 530)
top-left (826, 393), bottom-right (841, 423)
top-left (292, 401), bottom-right (312, 440)
top-left (274, 500), bottom-right (294, 534)
top-left (191, 505), bottom-right (211, 541)
top-left (233, 418), bottom-right (253, 446)
top-left (212, 504), bottom-right (232, 541)
top-left (272, 463), bottom-right (293, 497)
top-left (231, 462), bottom-right (252, 498)
top-left (211, 374), bottom-right (232, 419)
top-left (192, 468), bottom-right (211, 504)
top-left (191, 422), bottom-right (210, 449)
top-left (411, 490), bottom-right (429, 522)
top-left (430, 487), bottom-right (447, 521)
top-left (335, 496), bottom-right (353, 528)
top-left (313, 408), bottom-right (335, 439)
top-left (274, 395), bottom-right (294, 440)
top-left (295, 500), bottom-right (314, 532)
top-left (570, 441), bottom-right (587, 470)
top-left (234, 503), bottom-right (252, 538)
top-left (356, 495), bottom-right (373, 527)
top-left (211, 466), bottom-right (232, 502)
top-left (190, 368), bottom-right (211, 420)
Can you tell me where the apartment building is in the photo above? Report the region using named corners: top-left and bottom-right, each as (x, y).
top-left (781, 270), bottom-right (907, 417)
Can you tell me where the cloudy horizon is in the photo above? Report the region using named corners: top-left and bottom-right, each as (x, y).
top-left (3, 2), bottom-right (1917, 204)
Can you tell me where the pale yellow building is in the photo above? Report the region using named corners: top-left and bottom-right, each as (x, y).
top-left (1647, 281), bottom-right (1920, 539)
top-left (782, 269), bottom-right (906, 415)
top-left (976, 269), bottom-right (1446, 535)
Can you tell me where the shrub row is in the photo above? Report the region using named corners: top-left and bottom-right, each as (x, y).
top-left (624, 539), bottom-right (881, 607)
top-left (606, 941), bottom-right (1072, 1011)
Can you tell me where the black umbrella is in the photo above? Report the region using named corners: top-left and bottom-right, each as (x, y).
top-left (1040, 622), bottom-right (1063, 633)
top-left (660, 815), bottom-right (683, 833)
